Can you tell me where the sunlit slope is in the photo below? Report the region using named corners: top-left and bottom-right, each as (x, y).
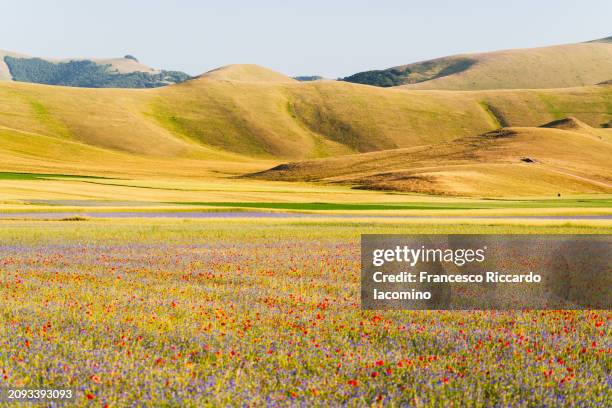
top-left (0, 126), bottom-right (270, 178)
top-left (152, 70), bottom-right (495, 157)
top-left (149, 66), bottom-right (353, 159)
top-left (251, 119), bottom-right (612, 197)
top-left (0, 64), bottom-right (609, 178)
top-left (152, 66), bottom-right (612, 157)
top-left (396, 38), bottom-right (612, 90)
top-left (197, 64), bottom-right (297, 83)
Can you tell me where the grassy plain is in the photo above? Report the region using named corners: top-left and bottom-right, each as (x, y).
top-left (0, 171), bottom-right (610, 220)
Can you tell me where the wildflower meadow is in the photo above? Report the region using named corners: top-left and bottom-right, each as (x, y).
top-left (0, 219), bottom-right (610, 406)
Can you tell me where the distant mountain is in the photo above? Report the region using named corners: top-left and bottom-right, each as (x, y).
top-left (293, 76), bottom-right (324, 82)
top-left (341, 36), bottom-right (612, 90)
top-left (0, 51), bottom-right (190, 88)
top-left (587, 35), bottom-right (612, 43)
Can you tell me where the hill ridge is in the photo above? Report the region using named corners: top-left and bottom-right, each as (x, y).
top-left (341, 38), bottom-right (612, 90)
top-left (588, 35), bottom-right (612, 43)
top-left (0, 72), bottom-right (610, 197)
top-left (0, 50), bottom-right (191, 88)
top-left (196, 64), bottom-right (296, 83)
top-left (541, 117), bottom-right (592, 131)
top-left (249, 121), bottom-right (612, 196)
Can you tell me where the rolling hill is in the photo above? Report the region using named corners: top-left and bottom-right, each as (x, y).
top-left (342, 36), bottom-right (612, 90)
top-left (151, 66), bottom-right (612, 159)
top-left (250, 117), bottom-right (612, 196)
top-left (0, 50), bottom-right (190, 88)
top-left (0, 62), bottom-right (609, 196)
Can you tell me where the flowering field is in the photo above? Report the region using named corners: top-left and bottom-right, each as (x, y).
top-left (0, 219), bottom-right (610, 406)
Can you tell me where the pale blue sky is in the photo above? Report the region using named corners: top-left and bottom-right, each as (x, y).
top-left (1, 0), bottom-right (610, 78)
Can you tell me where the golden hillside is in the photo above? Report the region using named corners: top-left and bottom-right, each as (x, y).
top-left (0, 64), bottom-right (609, 195)
top-left (341, 37), bottom-right (612, 90)
top-left (134, 68), bottom-right (612, 160)
top-left (250, 118), bottom-right (612, 197)
top-left (404, 38), bottom-right (612, 90)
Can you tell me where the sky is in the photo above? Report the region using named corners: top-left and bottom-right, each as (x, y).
top-left (1, 0), bottom-right (610, 78)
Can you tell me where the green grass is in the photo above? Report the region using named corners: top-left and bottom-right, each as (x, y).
top-left (538, 93), bottom-right (565, 119)
top-left (171, 202), bottom-right (484, 211)
top-left (479, 101), bottom-right (508, 128)
top-left (0, 171), bottom-right (110, 180)
top-left (170, 199), bottom-right (612, 211)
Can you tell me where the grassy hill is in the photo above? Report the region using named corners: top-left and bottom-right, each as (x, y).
top-left (151, 67), bottom-right (612, 159)
top-left (0, 64), bottom-right (609, 196)
top-left (0, 51), bottom-right (190, 88)
top-left (251, 117), bottom-right (612, 196)
top-left (342, 37), bottom-right (612, 90)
